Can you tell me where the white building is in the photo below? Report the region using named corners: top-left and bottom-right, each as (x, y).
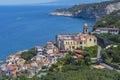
top-left (35, 46), bottom-right (44, 53)
top-left (93, 27), bottom-right (119, 34)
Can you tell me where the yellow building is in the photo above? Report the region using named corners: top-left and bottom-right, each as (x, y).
top-left (56, 24), bottom-right (97, 51)
top-left (63, 39), bottom-right (78, 51)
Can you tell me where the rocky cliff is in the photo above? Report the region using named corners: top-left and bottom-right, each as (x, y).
top-left (50, 0), bottom-right (120, 19)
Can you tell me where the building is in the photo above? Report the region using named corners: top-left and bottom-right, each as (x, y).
top-left (45, 41), bottom-right (59, 54)
top-left (83, 23), bottom-right (89, 34)
top-left (35, 46), bottom-right (44, 53)
top-left (93, 27), bottom-right (119, 34)
top-left (56, 24), bottom-right (97, 51)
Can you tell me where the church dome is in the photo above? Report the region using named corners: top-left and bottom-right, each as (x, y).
top-left (84, 23), bottom-right (88, 28)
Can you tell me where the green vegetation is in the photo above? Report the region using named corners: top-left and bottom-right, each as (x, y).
top-left (48, 52), bottom-right (90, 73)
top-left (41, 67), bottom-right (120, 80)
top-left (101, 45), bottom-right (120, 68)
top-left (94, 10), bottom-right (120, 30)
top-left (1, 51), bottom-right (120, 80)
top-left (39, 51), bottom-right (120, 80)
top-left (84, 45), bottom-right (98, 58)
top-left (54, 0), bottom-right (120, 19)
top-left (95, 33), bottom-right (120, 47)
top-left (2, 67), bottom-right (120, 80)
top-left (56, 0), bottom-right (120, 12)
top-left (21, 48), bottom-right (37, 63)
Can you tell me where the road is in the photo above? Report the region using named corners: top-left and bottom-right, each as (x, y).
top-left (97, 45), bottom-right (120, 73)
top-left (97, 46), bottom-right (101, 59)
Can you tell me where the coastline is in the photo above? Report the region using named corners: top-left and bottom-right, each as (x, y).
top-left (0, 5), bottom-right (96, 60)
top-left (50, 1), bottom-right (120, 19)
top-left (0, 1), bottom-right (120, 79)
top-left (0, 0), bottom-right (111, 64)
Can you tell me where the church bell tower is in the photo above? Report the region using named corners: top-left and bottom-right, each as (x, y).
top-left (83, 23), bottom-right (88, 34)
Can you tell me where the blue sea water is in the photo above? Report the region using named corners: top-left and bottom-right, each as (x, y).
top-left (0, 5), bottom-right (96, 60)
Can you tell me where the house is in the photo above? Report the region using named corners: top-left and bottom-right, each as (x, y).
top-left (0, 63), bottom-right (7, 71)
top-left (35, 54), bottom-right (46, 61)
top-left (17, 58), bottom-right (25, 66)
top-left (45, 41), bottom-right (59, 54)
top-left (7, 64), bottom-right (19, 77)
top-left (93, 27), bottom-right (119, 34)
top-left (116, 13), bottom-right (120, 17)
top-left (46, 42), bottom-right (54, 49)
top-left (6, 54), bottom-right (16, 63)
top-left (35, 46), bottom-right (44, 53)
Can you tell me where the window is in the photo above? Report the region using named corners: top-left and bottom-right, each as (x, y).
top-left (89, 39), bottom-right (92, 41)
top-left (94, 39), bottom-right (96, 43)
top-left (84, 42), bottom-right (86, 44)
top-left (69, 46), bottom-right (71, 49)
top-left (72, 46), bottom-right (75, 49)
top-left (68, 42), bottom-right (69, 45)
top-left (66, 42), bottom-right (67, 45)
top-left (80, 42), bottom-right (82, 44)
top-left (80, 46), bottom-right (83, 49)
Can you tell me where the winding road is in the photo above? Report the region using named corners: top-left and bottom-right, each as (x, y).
top-left (97, 45), bottom-right (120, 73)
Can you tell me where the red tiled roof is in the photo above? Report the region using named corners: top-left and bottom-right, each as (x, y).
top-left (12, 70), bottom-right (19, 75)
top-left (36, 60), bottom-right (41, 65)
top-left (7, 64), bottom-right (17, 71)
top-left (35, 46), bottom-right (44, 49)
top-left (99, 27), bottom-right (119, 30)
top-left (76, 54), bottom-right (84, 59)
top-left (25, 64), bottom-right (31, 67)
top-left (74, 50), bottom-right (83, 53)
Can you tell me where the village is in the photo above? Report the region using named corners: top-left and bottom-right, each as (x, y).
top-left (0, 23), bottom-right (119, 78)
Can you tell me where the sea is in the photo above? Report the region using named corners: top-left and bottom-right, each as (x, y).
top-left (0, 0), bottom-right (109, 60)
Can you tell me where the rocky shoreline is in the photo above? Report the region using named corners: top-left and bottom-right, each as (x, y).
top-left (50, 12), bottom-right (73, 17)
top-left (50, 1), bottom-right (120, 19)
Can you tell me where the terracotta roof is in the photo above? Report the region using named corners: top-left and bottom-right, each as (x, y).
top-left (12, 70), bottom-right (19, 75)
top-left (25, 64), bottom-right (31, 67)
top-left (7, 64), bottom-right (17, 71)
top-left (58, 33), bottom-right (97, 41)
top-left (81, 34), bottom-right (96, 39)
top-left (74, 50), bottom-right (83, 53)
top-left (36, 60), bottom-right (41, 65)
top-left (76, 54), bottom-right (84, 59)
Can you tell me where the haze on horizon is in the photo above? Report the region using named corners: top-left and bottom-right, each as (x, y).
top-left (0, 0), bottom-right (55, 5)
top-left (0, 0), bottom-right (110, 5)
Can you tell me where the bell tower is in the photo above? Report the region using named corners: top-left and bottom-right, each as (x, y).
top-left (83, 23), bottom-right (88, 34)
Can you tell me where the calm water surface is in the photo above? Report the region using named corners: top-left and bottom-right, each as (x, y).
top-left (0, 5), bottom-right (96, 60)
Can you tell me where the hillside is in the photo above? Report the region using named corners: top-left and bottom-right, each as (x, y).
top-left (93, 9), bottom-right (120, 47)
top-left (50, 0), bottom-right (120, 19)
top-left (94, 10), bottom-right (120, 29)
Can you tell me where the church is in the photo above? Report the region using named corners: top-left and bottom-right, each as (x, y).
top-left (56, 23), bottom-right (97, 51)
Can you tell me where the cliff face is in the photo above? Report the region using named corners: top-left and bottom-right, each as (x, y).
top-left (50, 0), bottom-right (120, 19)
